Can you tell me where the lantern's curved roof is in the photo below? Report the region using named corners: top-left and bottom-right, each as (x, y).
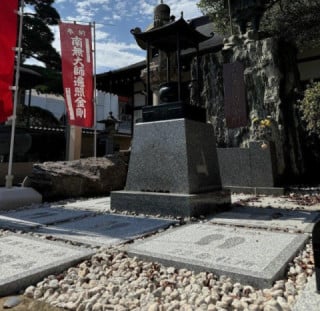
top-left (131, 17), bottom-right (212, 52)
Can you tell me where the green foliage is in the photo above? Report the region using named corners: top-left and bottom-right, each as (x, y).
top-left (270, 0), bottom-right (320, 47)
top-left (197, 0), bottom-right (320, 47)
top-left (197, 0), bottom-right (230, 35)
top-left (23, 65), bottom-right (63, 95)
top-left (20, 0), bottom-right (63, 94)
top-left (300, 82), bottom-right (320, 137)
top-left (17, 105), bottom-right (61, 128)
top-left (22, 0), bottom-right (61, 71)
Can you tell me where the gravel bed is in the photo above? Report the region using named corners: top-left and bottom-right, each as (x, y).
top-left (1, 192), bottom-right (319, 310)
top-left (21, 239), bottom-right (314, 311)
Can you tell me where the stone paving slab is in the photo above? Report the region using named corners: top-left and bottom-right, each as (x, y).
top-left (0, 207), bottom-right (94, 230)
top-left (0, 234), bottom-right (94, 297)
top-left (35, 214), bottom-right (177, 247)
top-left (209, 207), bottom-right (320, 233)
top-left (0, 187), bottom-right (42, 211)
top-left (53, 197), bottom-right (111, 213)
top-left (128, 223), bottom-right (308, 288)
top-left (292, 275), bottom-right (320, 311)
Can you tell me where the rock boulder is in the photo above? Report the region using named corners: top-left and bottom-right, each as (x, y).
top-left (25, 156), bottom-right (128, 201)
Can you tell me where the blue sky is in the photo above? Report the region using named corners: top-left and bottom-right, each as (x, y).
top-left (47, 0), bottom-right (202, 73)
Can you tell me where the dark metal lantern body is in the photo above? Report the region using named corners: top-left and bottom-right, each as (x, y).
top-left (159, 82), bottom-right (178, 103)
top-left (131, 10), bottom-right (211, 123)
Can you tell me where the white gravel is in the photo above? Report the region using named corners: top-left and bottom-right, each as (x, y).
top-left (21, 240), bottom-right (314, 311)
top-left (1, 192), bottom-right (319, 310)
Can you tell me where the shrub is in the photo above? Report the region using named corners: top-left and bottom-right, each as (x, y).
top-left (300, 82), bottom-right (320, 137)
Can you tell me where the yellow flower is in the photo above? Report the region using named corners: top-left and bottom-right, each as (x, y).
top-left (260, 120), bottom-right (266, 126)
top-left (259, 119), bottom-right (272, 127)
top-left (264, 119), bottom-right (271, 127)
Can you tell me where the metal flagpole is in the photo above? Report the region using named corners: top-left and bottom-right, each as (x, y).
top-left (92, 21), bottom-right (97, 158)
top-left (6, 0), bottom-right (24, 188)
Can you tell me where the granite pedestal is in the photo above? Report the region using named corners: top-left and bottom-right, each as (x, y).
top-left (111, 119), bottom-right (231, 217)
top-left (112, 190), bottom-right (230, 218)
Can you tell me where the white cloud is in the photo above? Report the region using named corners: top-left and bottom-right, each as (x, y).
top-left (24, 57), bottom-right (46, 67)
top-left (95, 41), bottom-right (145, 73)
top-left (24, 4), bottom-right (35, 14)
top-left (168, 0), bottom-right (202, 20)
top-left (50, 25), bottom-right (144, 72)
top-left (95, 29), bottom-right (109, 41)
top-left (113, 14), bottom-right (121, 21)
top-left (51, 0), bottom-right (203, 73)
top-left (138, 0), bottom-right (155, 16)
top-left (137, 0), bottom-right (201, 20)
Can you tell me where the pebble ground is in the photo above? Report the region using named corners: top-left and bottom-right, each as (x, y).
top-left (0, 192), bottom-right (319, 311)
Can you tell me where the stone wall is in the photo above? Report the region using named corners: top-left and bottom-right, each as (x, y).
top-left (195, 35), bottom-right (304, 182)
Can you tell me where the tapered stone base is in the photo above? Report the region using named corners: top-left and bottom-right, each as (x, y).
top-left (111, 118), bottom-right (231, 217)
top-left (125, 118), bottom-right (222, 193)
top-left (111, 190), bottom-right (231, 218)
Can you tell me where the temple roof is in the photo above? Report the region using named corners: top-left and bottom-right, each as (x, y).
top-left (96, 60), bottom-right (145, 96)
top-left (131, 17), bottom-right (212, 52)
top-left (96, 16), bottom-right (223, 95)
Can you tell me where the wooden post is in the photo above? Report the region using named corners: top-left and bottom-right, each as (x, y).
top-left (66, 125), bottom-right (82, 160)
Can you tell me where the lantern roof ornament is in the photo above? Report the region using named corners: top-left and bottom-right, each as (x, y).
top-left (131, 17), bottom-right (211, 52)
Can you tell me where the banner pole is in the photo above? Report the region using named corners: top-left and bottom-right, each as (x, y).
top-left (93, 21), bottom-right (97, 159)
top-left (6, 0), bottom-right (24, 188)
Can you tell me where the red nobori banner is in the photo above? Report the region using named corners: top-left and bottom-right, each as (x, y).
top-left (59, 23), bottom-right (94, 128)
top-left (0, 0), bottom-right (18, 123)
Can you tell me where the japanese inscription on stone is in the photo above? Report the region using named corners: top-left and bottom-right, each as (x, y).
top-left (223, 61), bottom-right (248, 128)
top-left (0, 234), bottom-right (93, 297)
top-left (0, 235), bottom-right (91, 280)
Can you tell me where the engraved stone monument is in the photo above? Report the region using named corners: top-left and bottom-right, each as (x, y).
top-left (111, 2), bottom-right (230, 217)
top-left (223, 61), bottom-right (247, 128)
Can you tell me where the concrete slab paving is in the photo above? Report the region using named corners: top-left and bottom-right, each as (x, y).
top-left (0, 207), bottom-right (94, 230)
top-left (232, 193), bottom-right (320, 211)
top-left (0, 234), bottom-right (93, 297)
top-left (0, 187), bottom-right (42, 211)
top-left (128, 223), bottom-right (308, 288)
top-left (209, 207), bottom-right (320, 233)
top-left (53, 197), bottom-right (111, 213)
top-left (292, 275), bottom-right (320, 311)
top-left (35, 214), bottom-right (177, 247)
